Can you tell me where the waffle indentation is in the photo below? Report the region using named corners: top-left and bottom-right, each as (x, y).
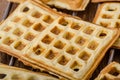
top-left (33, 23), bottom-right (45, 32)
top-left (100, 22), bottom-right (110, 27)
top-left (0, 36), bottom-right (2, 40)
top-left (24, 32), bottom-right (35, 41)
top-left (54, 41), bottom-right (66, 49)
top-left (75, 36), bottom-right (87, 46)
top-left (70, 61), bottom-right (82, 72)
top-left (32, 11), bottom-right (42, 18)
top-left (102, 14), bottom-right (113, 19)
top-left (42, 35), bottom-right (54, 44)
top-left (59, 18), bottom-right (69, 26)
top-left (46, 50), bottom-right (58, 60)
top-left (22, 6), bottom-right (30, 12)
top-left (63, 32), bottom-right (74, 40)
top-left (43, 15), bottom-right (54, 24)
top-left (3, 26), bottom-right (12, 32)
top-left (71, 23), bottom-right (81, 30)
top-left (22, 19), bottom-right (33, 27)
top-left (66, 46), bottom-right (78, 55)
top-left (3, 37), bottom-right (14, 46)
top-left (79, 51), bottom-right (90, 61)
top-left (33, 45), bottom-right (45, 55)
top-left (97, 30), bottom-right (107, 39)
top-left (51, 26), bottom-right (61, 35)
top-left (13, 28), bottom-right (23, 37)
top-left (108, 67), bottom-right (119, 76)
top-left (115, 22), bottom-right (120, 28)
top-left (106, 6), bottom-right (117, 11)
top-left (88, 41), bottom-right (98, 50)
top-left (14, 41), bottom-right (26, 50)
top-left (12, 17), bottom-right (21, 22)
top-left (83, 27), bottom-right (94, 35)
top-left (0, 74), bottom-right (6, 79)
top-left (118, 15), bottom-right (120, 19)
top-left (58, 55), bottom-right (69, 66)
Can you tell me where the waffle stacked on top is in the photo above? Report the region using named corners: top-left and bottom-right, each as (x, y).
top-left (0, 0), bottom-right (119, 80)
top-left (8, 0), bottom-right (90, 11)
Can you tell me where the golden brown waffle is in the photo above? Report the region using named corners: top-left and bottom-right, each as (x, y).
top-left (0, 0), bottom-right (119, 80)
top-left (92, 0), bottom-right (120, 3)
top-left (8, 0), bottom-right (90, 11)
top-left (93, 3), bottom-right (120, 49)
top-left (95, 62), bottom-right (120, 80)
top-left (0, 64), bottom-right (58, 80)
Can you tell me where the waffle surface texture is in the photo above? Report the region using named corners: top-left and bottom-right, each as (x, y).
top-left (8, 0), bottom-right (90, 11)
top-left (95, 62), bottom-right (120, 80)
top-left (0, 64), bottom-right (58, 80)
top-left (92, 0), bottom-right (120, 2)
top-left (93, 3), bottom-right (120, 49)
top-left (0, 0), bottom-right (119, 80)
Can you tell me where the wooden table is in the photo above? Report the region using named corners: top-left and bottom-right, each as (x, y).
top-left (0, 0), bottom-right (120, 79)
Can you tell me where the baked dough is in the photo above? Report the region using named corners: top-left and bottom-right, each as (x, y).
top-left (93, 3), bottom-right (120, 49)
top-left (0, 0), bottom-right (119, 80)
top-left (95, 62), bottom-right (120, 80)
top-left (0, 64), bottom-right (58, 80)
top-left (8, 0), bottom-right (90, 11)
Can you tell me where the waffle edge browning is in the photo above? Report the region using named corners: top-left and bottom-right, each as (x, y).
top-left (0, 0), bottom-right (119, 80)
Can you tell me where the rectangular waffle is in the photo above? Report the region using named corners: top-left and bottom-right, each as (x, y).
top-left (93, 3), bottom-right (120, 49)
top-left (92, 0), bottom-right (120, 3)
top-left (95, 62), bottom-right (120, 80)
top-left (0, 64), bottom-right (58, 80)
top-left (0, 0), bottom-right (119, 80)
top-left (8, 0), bottom-right (90, 11)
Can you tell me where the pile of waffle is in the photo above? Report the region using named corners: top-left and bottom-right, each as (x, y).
top-left (0, 0), bottom-right (120, 80)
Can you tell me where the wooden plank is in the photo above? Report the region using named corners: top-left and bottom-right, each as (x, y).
top-left (0, 0), bottom-right (9, 21)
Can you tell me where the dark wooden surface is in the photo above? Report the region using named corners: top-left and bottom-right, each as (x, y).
top-left (0, 1), bottom-right (120, 80)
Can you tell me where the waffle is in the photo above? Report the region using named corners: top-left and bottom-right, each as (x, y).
top-left (92, 0), bottom-right (120, 3)
top-left (8, 0), bottom-right (90, 11)
top-left (0, 0), bottom-right (119, 80)
top-left (95, 62), bottom-right (120, 80)
top-left (0, 64), bottom-right (58, 80)
top-left (93, 3), bottom-right (120, 49)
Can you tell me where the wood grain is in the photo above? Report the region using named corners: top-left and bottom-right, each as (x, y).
top-left (0, 0), bottom-right (9, 21)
